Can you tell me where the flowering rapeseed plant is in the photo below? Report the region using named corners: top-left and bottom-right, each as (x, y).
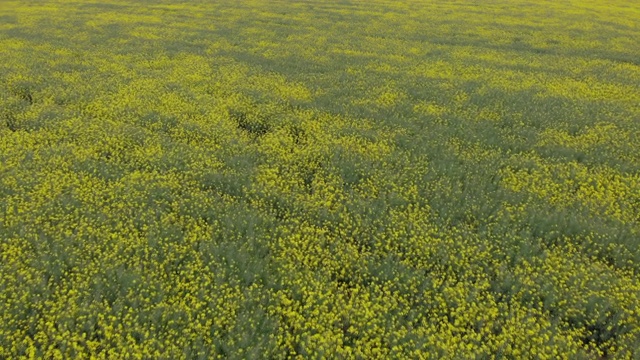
top-left (1, 0), bottom-right (639, 358)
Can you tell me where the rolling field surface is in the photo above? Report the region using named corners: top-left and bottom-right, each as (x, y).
top-left (1, 0), bottom-right (639, 358)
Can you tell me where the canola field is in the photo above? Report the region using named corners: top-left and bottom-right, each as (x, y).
top-left (1, 0), bottom-right (639, 358)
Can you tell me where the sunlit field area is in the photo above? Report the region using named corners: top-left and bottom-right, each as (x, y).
top-left (1, 0), bottom-right (639, 358)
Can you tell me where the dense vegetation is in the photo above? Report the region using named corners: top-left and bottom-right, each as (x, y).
top-left (1, 0), bottom-right (639, 358)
